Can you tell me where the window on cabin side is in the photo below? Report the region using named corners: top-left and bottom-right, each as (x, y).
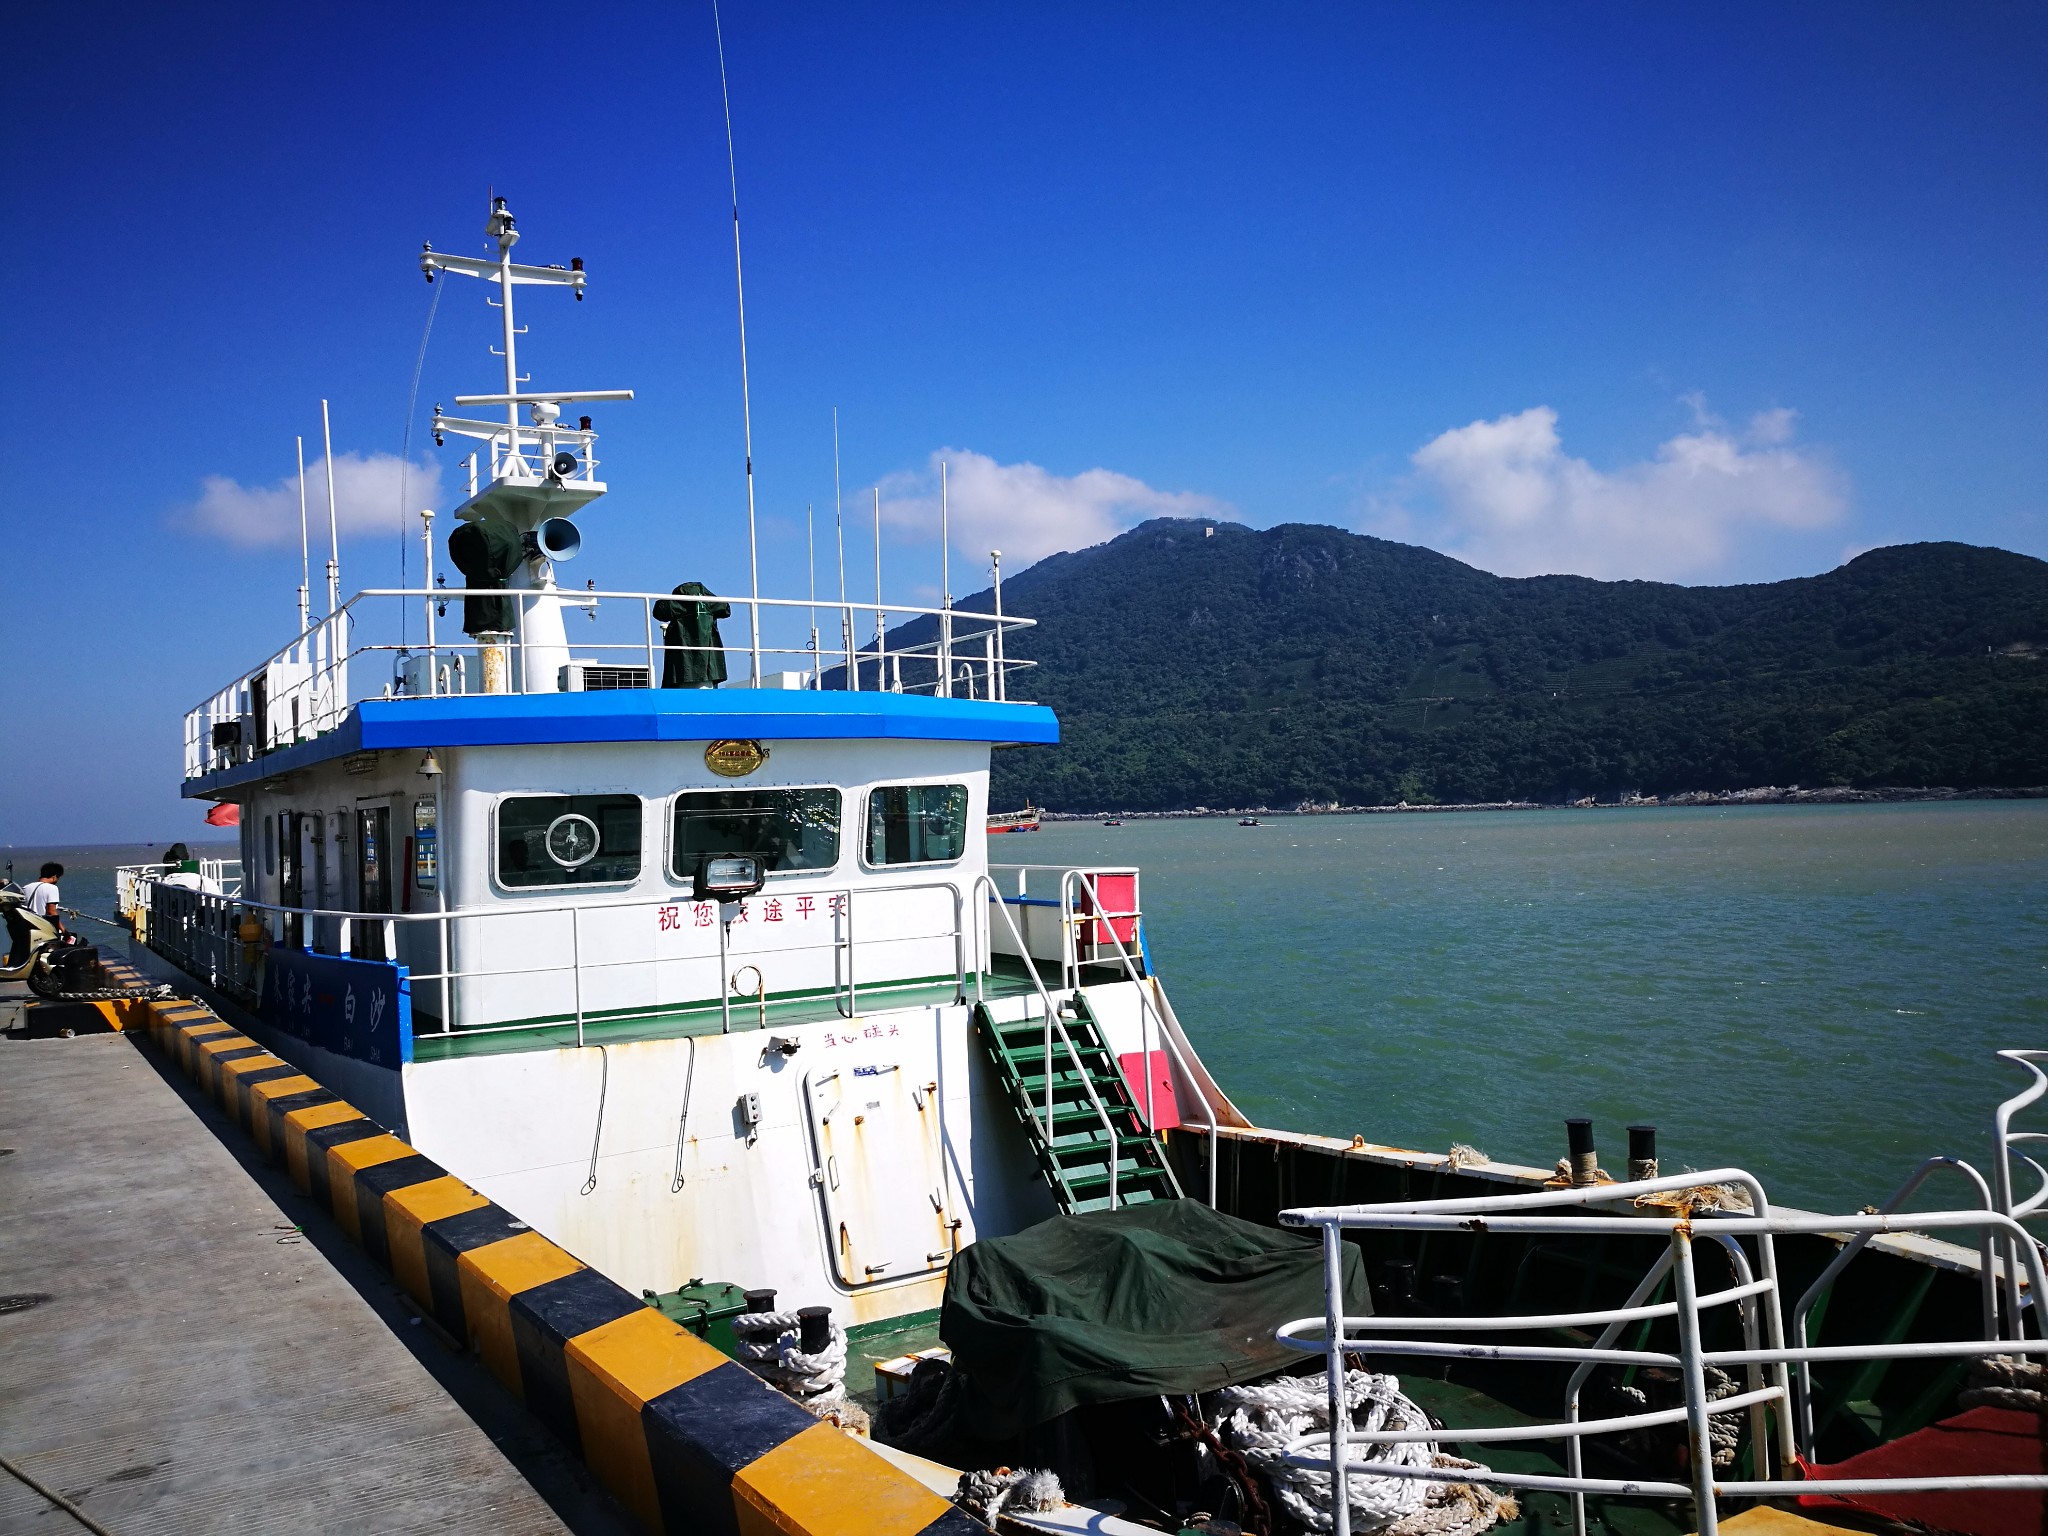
top-left (866, 784), bottom-right (969, 866)
top-left (672, 788), bottom-right (842, 878)
top-left (497, 794), bottom-right (642, 887)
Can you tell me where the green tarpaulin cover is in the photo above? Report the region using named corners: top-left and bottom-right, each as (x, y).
top-left (940, 1201), bottom-right (1370, 1439)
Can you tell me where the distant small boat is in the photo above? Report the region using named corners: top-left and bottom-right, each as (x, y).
top-left (988, 804), bottom-right (1042, 834)
top-left (1239, 817), bottom-right (1263, 827)
top-left (1102, 819), bottom-right (1123, 827)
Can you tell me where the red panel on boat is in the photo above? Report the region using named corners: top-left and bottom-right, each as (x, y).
top-left (1798, 1406), bottom-right (2046, 1536)
top-left (1118, 1050), bottom-right (1181, 1131)
top-left (1080, 872), bottom-right (1138, 946)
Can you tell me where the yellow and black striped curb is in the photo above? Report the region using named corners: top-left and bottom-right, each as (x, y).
top-left (142, 997), bottom-right (983, 1536)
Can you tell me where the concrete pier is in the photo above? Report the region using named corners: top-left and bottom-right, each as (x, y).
top-left (0, 1032), bottom-right (582, 1534)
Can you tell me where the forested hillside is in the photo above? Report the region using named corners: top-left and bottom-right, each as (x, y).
top-left (902, 521), bottom-right (2047, 810)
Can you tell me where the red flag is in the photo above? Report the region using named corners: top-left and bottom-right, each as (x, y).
top-left (204, 803), bottom-right (241, 827)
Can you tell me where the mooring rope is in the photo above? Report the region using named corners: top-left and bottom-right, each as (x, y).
top-left (0, 1450), bottom-right (118, 1536)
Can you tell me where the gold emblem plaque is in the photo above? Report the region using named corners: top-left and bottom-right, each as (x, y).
top-left (704, 739), bottom-right (769, 778)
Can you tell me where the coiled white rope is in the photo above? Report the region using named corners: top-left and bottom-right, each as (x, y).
top-left (732, 1310), bottom-right (849, 1405)
top-left (954, 1467), bottom-right (1064, 1522)
top-left (1213, 1370), bottom-right (1437, 1533)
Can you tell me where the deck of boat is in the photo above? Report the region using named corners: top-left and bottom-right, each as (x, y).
top-left (409, 959), bottom-right (1052, 1062)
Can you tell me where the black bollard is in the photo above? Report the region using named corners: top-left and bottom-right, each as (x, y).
top-left (744, 1287), bottom-right (777, 1315)
top-left (797, 1305), bottom-right (832, 1354)
top-left (1627, 1124), bottom-right (1658, 1183)
top-left (1566, 1118), bottom-right (1598, 1187)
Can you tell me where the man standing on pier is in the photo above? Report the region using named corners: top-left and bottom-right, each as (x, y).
top-left (22, 863), bottom-right (66, 935)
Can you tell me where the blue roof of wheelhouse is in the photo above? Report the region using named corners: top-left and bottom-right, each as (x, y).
top-left (184, 689), bottom-right (1059, 797)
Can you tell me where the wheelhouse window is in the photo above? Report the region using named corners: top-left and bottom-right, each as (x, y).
top-left (496, 794), bottom-right (642, 888)
top-left (672, 788), bottom-right (841, 879)
top-left (866, 783), bottom-right (969, 866)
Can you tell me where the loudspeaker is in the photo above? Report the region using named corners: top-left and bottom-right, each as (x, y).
top-left (533, 517), bottom-right (581, 562)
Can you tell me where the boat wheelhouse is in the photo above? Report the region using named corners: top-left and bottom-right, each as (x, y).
top-left (139, 201), bottom-right (1227, 1324)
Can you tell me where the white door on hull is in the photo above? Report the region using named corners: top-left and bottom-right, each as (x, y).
top-left (804, 1058), bottom-right (956, 1288)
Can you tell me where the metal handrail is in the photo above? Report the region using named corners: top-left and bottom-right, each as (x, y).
top-left (140, 872), bottom-right (970, 1046)
top-left (1277, 1160), bottom-right (2048, 1536)
top-left (184, 585), bottom-right (1041, 778)
top-left (1991, 1049), bottom-right (2048, 1343)
top-left (1062, 870), bottom-right (1215, 1207)
top-left (1790, 1154), bottom-right (2000, 1448)
top-left (970, 873), bottom-right (1124, 1208)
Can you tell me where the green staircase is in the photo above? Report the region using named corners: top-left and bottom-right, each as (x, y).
top-left (973, 995), bottom-right (1181, 1213)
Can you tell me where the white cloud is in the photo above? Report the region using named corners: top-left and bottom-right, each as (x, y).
top-left (1388, 404), bottom-right (1846, 582)
top-left (877, 448), bottom-right (1226, 569)
top-left (179, 452), bottom-right (445, 548)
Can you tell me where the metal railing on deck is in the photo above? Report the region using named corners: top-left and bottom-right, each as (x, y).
top-left (1277, 1144), bottom-right (2048, 1536)
top-left (139, 874), bottom-right (975, 1045)
top-left (983, 864), bottom-right (1222, 1208)
top-left (184, 586), bottom-right (1038, 779)
top-left (1993, 1049), bottom-right (2048, 1347)
top-left (116, 860), bottom-right (243, 917)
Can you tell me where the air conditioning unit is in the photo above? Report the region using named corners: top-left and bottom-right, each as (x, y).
top-left (399, 652), bottom-right (468, 697)
top-left (561, 661), bottom-right (653, 691)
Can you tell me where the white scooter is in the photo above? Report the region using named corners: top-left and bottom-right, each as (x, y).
top-left (2, 884), bottom-right (167, 1002)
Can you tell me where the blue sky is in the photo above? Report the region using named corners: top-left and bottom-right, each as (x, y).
top-left (5, 2), bottom-right (2044, 842)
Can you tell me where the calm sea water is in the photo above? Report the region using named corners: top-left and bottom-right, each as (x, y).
top-left (18, 811), bottom-right (2045, 1213)
top-left (1021, 802), bottom-right (2048, 1215)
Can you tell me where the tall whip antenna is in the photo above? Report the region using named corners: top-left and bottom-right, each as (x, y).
top-left (320, 399), bottom-right (341, 615)
top-left (834, 407), bottom-right (851, 687)
top-left (295, 436), bottom-right (311, 633)
top-left (940, 459), bottom-right (952, 697)
top-left (872, 485), bottom-right (884, 678)
top-left (712, 0), bottom-right (762, 682)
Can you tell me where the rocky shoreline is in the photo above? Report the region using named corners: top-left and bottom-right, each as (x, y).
top-left (1034, 785), bottom-right (2048, 821)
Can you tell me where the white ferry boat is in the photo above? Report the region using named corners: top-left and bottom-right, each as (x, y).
top-left (121, 202), bottom-right (2046, 1536)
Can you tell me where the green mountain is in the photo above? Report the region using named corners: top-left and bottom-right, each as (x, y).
top-left (927, 520), bottom-right (2046, 810)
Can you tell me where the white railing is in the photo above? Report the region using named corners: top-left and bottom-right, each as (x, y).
top-left (184, 586), bottom-right (1039, 780)
top-left (1277, 1150), bottom-right (2048, 1536)
top-left (140, 871), bottom-right (979, 1046)
top-left (1992, 1049), bottom-right (2048, 1345)
top-left (436, 419), bottom-right (603, 495)
top-left (116, 860), bottom-right (243, 918)
top-left (988, 863), bottom-right (1146, 991)
top-left (983, 863), bottom-right (1223, 1208)
top-left (971, 873), bottom-right (1129, 1206)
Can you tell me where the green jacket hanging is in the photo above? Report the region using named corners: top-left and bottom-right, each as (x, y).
top-left (652, 582), bottom-right (731, 688)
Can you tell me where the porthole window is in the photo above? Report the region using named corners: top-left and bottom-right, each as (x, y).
top-left (866, 784), bottom-right (969, 866)
top-left (497, 794), bottom-right (641, 888)
top-left (672, 788), bottom-right (841, 879)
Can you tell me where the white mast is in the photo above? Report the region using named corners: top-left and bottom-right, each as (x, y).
top-left (488, 196), bottom-right (522, 434)
top-left (991, 549), bottom-right (1005, 702)
top-left (423, 200), bottom-right (624, 694)
top-left (420, 508), bottom-right (437, 681)
top-left (712, 0), bottom-right (762, 683)
top-left (872, 486), bottom-right (884, 688)
top-left (939, 460), bottom-right (952, 698)
top-left (295, 435), bottom-right (311, 633)
top-left (835, 408), bottom-right (852, 689)
top-left (805, 502), bottom-right (819, 686)
top-left (320, 399), bottom-right (341, 615)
